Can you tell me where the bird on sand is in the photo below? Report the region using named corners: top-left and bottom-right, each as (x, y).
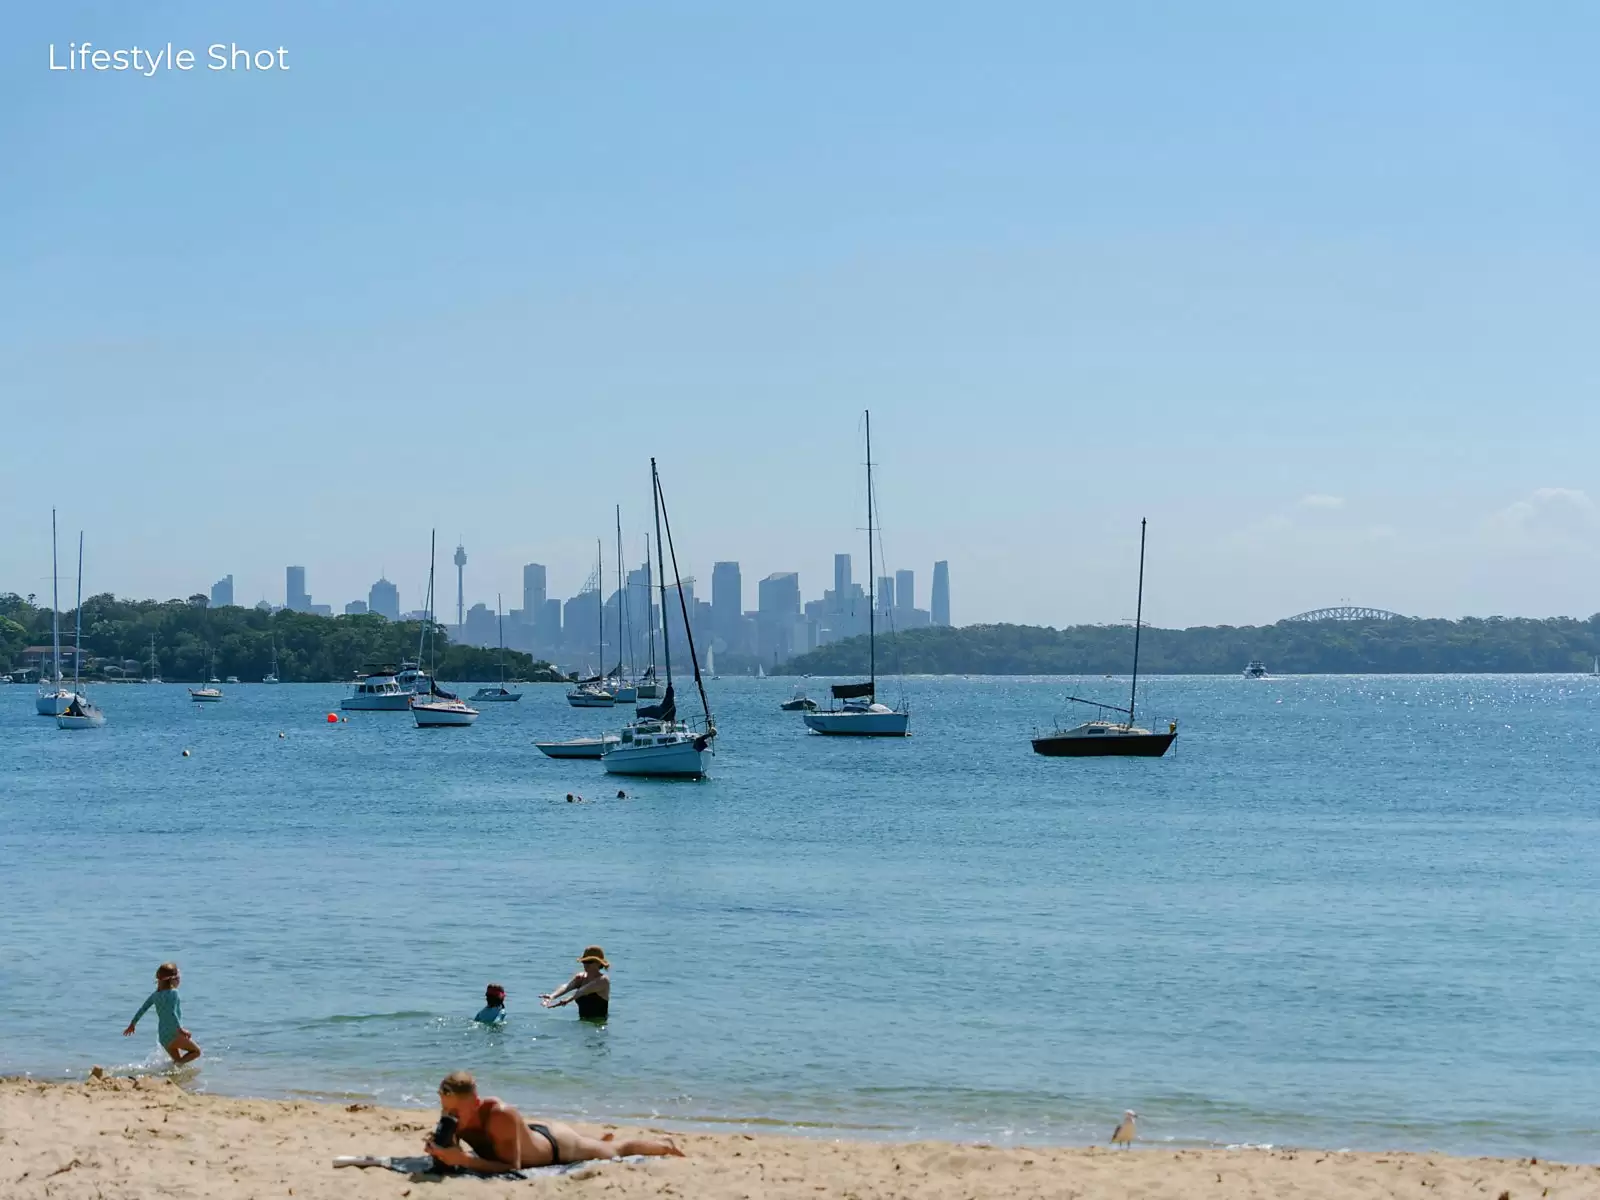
top-left (1110, 1110), bottom-right (1137, 1148)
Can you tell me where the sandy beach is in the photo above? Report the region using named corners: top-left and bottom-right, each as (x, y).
top-left (1, 1077), bottom-right (1592, 1200)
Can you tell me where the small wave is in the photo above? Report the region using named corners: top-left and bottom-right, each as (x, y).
top-left (313, 1011), bottom-right (437, 1026)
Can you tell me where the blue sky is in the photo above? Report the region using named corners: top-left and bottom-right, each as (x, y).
top-left (3, 2), bottom-right (1596, 626)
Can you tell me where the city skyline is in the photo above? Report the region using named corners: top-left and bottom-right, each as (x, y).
top-left (4, 6), bottom-right (1597, 625)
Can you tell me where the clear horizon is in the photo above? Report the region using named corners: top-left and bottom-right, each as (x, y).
top-left (4, 4), bottom-right (1596, 626)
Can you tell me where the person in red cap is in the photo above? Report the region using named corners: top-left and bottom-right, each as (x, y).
top-left (541, 946), bottom-right (610, 1020)
top-left (474, 984), bottom-right (507, 1025)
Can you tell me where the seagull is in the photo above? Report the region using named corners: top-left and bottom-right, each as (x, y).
top-left (1110, 1110), bottom-right (1137, 1149)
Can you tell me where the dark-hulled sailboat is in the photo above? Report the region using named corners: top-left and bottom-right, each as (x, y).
top-left (803, 410), bottom-right (909, 736)
top-left (1031, 518), bottom-right (1176, 758)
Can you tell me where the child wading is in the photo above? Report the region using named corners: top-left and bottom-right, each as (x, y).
top-left (124, 962), bottom-right (201, 1063)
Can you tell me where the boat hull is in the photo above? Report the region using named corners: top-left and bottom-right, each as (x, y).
top-left (802, 709), bottom-right (909, 736)
top-left (1031, 731), bottom-right (1176, 757)
top-left (567, 693), bottom-right (616, 708)
top-left (471, 691), bottom-right (523, 703)
top-left (602, 740), bottom-right (712, 777)
top-left (780, 699), bottom-right (817, 712)
top-left (536, 737), bottom-right (619, 759)
top-left (57, 711), bottom-right (106, 729)
top-left (36, 690), bottom-right (80, 716)
top-left (341, 694), bottom-right (412, 711)
top-left (635, 683), bottom-right (661, 699)
top-left (189, 689), bottom-right (224, 703)
top-left (413, 703), bottom-right (479, 727)
top-left (613, 686), bottom-right (638, 704)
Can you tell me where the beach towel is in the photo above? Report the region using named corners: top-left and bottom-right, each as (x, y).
top-left (333, 1154), bottom-right (648, 1180)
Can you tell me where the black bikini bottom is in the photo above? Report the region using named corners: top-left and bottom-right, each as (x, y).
top-left (528, 1122), bottom-right (561, 1165)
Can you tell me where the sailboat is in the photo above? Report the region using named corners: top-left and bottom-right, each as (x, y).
top-left (141, 636), bottom-right (162, 684)
top-left (412, 531), bottom-right (479, 726)
top-left (1031, 519), bottom-right (1177, 757)
top-left (189, 649), bottom-right (223, 702)
top-left (804, 412), bottom-right (910, 736)
top-left (568, 542), bottom-right (616, 707)
top-left (35, 510), bottom-right (83, 716)
top-left (471, 596), bottom-right (523, 702)
top-left (1592, 655), bottom-right (1599, 677)
top-left (636, 535), bottom-right (662, 700)
top-left (57, 532), bottom-right (106, 729)
top-left (609, 507), bottom-right (638, 704)
top-left (602, 458), bottom-right (717, 777)
top-left (705, 644), bottom-right (717, 680)
top-left (263, 635), bottom-right (280, 684)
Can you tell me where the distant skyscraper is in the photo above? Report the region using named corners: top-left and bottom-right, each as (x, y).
top-left (931, 561), bottom-right (950, 626)
top-left (833, 553), bottom-right (851, 600)
top-left (344, 600), bottom-right (368, 615)
top-left (758, 572), bottom-right (801, 617)
top-left (895, 569), bottom-right (914, 614)
top-left (538, 597), bottom-right (561, 643)
top-left (368, 577), bottom-right (400, 620)
top-left (453, 543), bottom-right (467, 626)
top-left (711, 562), bottom-right (742, 642)
top-left (286, 566), bottom-right (309, 612)
top-left (210, 574), bottom-right (234, 608)
top-left (877, 576), bottom-right (895, 613)
top-left (522, 564), bottom-right (547, 625)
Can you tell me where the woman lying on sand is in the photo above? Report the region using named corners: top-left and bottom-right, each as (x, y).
top-left (425, 1071), bottom-right (683, 1172)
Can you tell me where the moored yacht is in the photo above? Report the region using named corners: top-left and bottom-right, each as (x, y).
top-left (412, 692), bottom-right (479, 726)
top-left (471, 598), bottom-right (523, 702)
top-left (1243, 660), bottom-right (1268, 679)
top-left (535, 734), bottom-right (621, 759)
top-left (56, 532), bottom-right (106, 730)
top-left (602, 459), bottom-right (717, 778)
top-left (802, 412), bottom-right (909, 738)
top-left (341, 669), bottom-right (410, 710)
top-left (567, 682), bottom-right (616, 707)
top-left (35, 510), bottom-right (85, 716)
top-left (1031, 519), bottom-right (1177, 758)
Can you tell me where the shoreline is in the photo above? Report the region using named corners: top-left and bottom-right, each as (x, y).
top-left (4, 1078), bottom-right (1594, 1200)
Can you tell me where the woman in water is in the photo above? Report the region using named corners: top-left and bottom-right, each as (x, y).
top-left (124, 962), bottom-right (201, 1063)
top-left (541, 946), bottom-right (610, 1020)
top-left (474, 984), bottom-right (507, 1025)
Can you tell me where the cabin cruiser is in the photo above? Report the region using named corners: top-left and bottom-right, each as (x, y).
top-left (341, 670), bottom-right (411, 711)
top-left (1243, 660), bottom-right (1268, 679)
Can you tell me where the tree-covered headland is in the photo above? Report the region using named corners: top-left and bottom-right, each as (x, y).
top-left (781, 615), bottom-right (1600, 676)
top-left (0, 593), bottom-right (566, 683)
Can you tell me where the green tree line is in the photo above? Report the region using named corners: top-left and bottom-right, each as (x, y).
top-left (0, 594), bottom-right (567, 683)
top-left (780, 616), bottom-right (1600, 676)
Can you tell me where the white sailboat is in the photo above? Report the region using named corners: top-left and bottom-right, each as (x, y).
top-left (263, 635), bottom-right (280, 684)
top-left (1592, 655), bottom-right (1599, 677)
top-left (567, 542), bottom-right (617, 707)
top-left (471, 597), bottom-right (523, 702)
top-left (57, 531), bottom-right (106, 729)
top-left (804, 412), bottom-right (910, 737)
top-left (140, 636), bottom-right (163, 684)
top-left (607, 509), bottom-right (639, 703)
top-left (636, 534), bottom-right (662, 699)
top-left (189, 650), bottom-right (223, 701)
top-left (35, 510), bottom-right (83, 716)
top-left (412, 531), bottom-right (479, 727)
top-left (603, 459), bottom-right (717, 778)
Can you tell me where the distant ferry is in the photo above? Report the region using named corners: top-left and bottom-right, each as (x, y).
top-left (1243, 660), bottom-right (1268, 679)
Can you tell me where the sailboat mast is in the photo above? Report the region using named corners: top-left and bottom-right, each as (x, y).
top-left (597, 539), bottom-right (605, 678)
top-left (72, 532), bottom-right (83, 694)
top-left (644, 534), bottom-right (657, 677)
top-left (651, 460), bottom-right (672, 684)
top-left (50, 509), bottom-right (61, 685)
top-left (427, 530), bottom-right (437, 675)
top-left (655, 463), bottom-right (713, 727)
top-left (615, 506), bottom-right (630, 677)
top-left (1129, 518), bottom-right (1147, 727)
top-left (865, 411), bottom-right (875, 701)
top-left (497, 593), bottom-right (505, 683)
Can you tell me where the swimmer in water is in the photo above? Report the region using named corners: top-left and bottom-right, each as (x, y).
top-left (124, 962), bottom-right (201, 1063)
top-left (474, 984), bottom-right (507, 1025)
top-left (541, 946), bottom-right (610, 1021)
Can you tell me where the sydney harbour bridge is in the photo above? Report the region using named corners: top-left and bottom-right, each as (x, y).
top-left (1283, 606), bottom-right (1405, 622)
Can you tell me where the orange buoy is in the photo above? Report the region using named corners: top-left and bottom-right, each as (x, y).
top-left (326, 712), bottom-right (338, 723)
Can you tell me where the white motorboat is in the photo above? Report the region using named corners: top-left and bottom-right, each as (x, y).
top-left (35, 510), bottom-right (85, 716)
top-left (802, 412), bottom-right (909, 738)
top-left (471, 598), bottom-right (523, 702)
top-left (602, 459), bottom-right (717, 779)
top-left (535, 734), bottom-right (620, 759)
top-left (342, 671), bottom-right (410, 710)
top-left (412, 695), bottom-right (479, 726)
top-left (1243, 660), bottom-right (1268, 679)
top-left (225, 675), bottom-right (241, 684)
top-left (56, 532), bottom-right (106, 730)
top-left (567, 683), bottom-right (616, 707)
top-left (395, 659), bottom-right (432, 695)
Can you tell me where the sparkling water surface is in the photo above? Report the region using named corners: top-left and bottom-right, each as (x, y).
top-left (1, 675), bottom-right (1596, 1159)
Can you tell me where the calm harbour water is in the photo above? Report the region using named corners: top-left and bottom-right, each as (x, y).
top-left (1, 674), bottom-right (1596, 1160)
